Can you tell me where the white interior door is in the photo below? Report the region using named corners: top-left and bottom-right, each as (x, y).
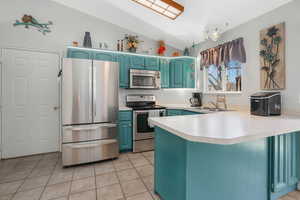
top-left (2, 49), bottom-right (60, 158)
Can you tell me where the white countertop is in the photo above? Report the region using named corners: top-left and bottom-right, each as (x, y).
top-left (119, 106), bottom-right (132, 111)
top-left (118, 104), bottom-right (207, 112)
top-left (149, 111), bottom-right (300, 145)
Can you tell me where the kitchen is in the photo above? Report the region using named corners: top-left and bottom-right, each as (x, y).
top-left (0, 0), bottom-right (300, 200)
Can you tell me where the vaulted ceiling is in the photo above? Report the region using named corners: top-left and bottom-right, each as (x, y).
top-left (51, 0), bottom-right (292, 49)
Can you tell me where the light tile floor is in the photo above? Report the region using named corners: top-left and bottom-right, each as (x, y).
top-left (0, 151), bottom-right (299, 200)
top-left (0, 151), bottom-right (157, 200)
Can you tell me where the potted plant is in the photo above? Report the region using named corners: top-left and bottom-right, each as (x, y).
top-left (124, 34), bottom-right (142, 53)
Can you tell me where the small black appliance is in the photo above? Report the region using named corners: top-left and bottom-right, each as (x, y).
top-left (250, 92), bottom-right (281, 116)
top-left (189, 92), bottom-right (203, 107)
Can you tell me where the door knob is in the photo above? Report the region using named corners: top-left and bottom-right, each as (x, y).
top-left (53, 106), bottom-right (60, 111)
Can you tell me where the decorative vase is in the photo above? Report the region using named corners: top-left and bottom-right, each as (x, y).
top-left (128, 47), bottom-right (137, 53)
top-left (183, 48), bottom-right (190, 56)
top-left (83, 32), bottom-right (92, 48)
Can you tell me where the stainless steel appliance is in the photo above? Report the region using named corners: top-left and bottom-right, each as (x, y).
top-left (126, 95), bottom-right (166, 152)
top-left (129, 69), bottom-right (161, 89)
top-left (189, 92), bottom-right (203, 107)
top-left (61, 58), bottom-right (119, 166)
top-left (250, 92), bottom-right (281, 116)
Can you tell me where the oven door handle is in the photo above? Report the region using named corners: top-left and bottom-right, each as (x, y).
top-left (134, 111), bottom-right (151, 114)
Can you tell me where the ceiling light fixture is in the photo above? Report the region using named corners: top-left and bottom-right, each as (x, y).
top-left (131, 0), bottom-right (184, 20)
top-left (204, 23), bottom-right (229, 42)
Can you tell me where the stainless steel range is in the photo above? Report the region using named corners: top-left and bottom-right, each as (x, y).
top-left (126, 95), bottom-right (166, 152)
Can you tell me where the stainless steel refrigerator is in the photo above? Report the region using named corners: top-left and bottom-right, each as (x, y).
top-left (61, 58), bottom-right (119, 166)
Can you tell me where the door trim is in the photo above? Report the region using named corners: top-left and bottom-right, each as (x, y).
top-left (0, 47), bottom-right (61, 159)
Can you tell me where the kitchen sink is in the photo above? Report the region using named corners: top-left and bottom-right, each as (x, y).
top-left (199, 107), bottom-right (236, 112)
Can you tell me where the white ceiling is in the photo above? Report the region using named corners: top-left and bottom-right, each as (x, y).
top-left (51, 0), bottom-right (292, 49)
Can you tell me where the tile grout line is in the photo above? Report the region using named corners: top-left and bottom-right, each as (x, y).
top-left (93, 163), bottom-right (97, 200)
top-left (126, 152), bottom-right (154, 200)
top-left (114, 154), bottom-right (129, 200)
top-left (9, 154), bottom-right (45, 200)
top-left (67, 162), bottom-right (78, 200)
top-left (38, 156), bottom-right (60, 200)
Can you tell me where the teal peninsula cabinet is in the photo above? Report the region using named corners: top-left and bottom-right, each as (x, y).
top-left (66, 47), bottom-right (196, 89)
top-left (118, 111), bottom-right (133, 151)
top-left (149, 112), bottom-right (300, 200)
top-left (166, 109), bottom-right (201, 116)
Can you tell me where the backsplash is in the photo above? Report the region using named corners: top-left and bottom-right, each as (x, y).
top-left (119, 89), bottom-right (199, 107)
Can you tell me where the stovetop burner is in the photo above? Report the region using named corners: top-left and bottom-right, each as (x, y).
top-left (128, 105), bottom-right (166, 111)
top-left (125, 94), bottom-right (166, 110)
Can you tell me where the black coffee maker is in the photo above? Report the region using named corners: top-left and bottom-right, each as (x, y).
top-left (189, 92), bottom-right (202, 107)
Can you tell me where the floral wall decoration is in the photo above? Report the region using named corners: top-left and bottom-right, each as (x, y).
top-left (260, 22), bottom-right (285, 90)
top-left (13, 15), bottom-right (53, 35)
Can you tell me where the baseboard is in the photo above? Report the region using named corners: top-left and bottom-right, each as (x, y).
top-left (270, 185), bottom-right (297, 200)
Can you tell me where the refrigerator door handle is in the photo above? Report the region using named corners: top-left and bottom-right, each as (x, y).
top-left (64, 123), bottom-right (117, 131)
top-left (98, 123), bottom-right (117, 128)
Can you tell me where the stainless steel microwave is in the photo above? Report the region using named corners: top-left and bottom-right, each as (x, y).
top-left (129, 69), bottom-right (161, 89)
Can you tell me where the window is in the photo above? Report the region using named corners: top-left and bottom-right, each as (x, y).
top-left (203, 61), bottom-right (242, 93)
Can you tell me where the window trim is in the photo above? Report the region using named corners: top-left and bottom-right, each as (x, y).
top-left (202, 64), bottom-right (243, 94)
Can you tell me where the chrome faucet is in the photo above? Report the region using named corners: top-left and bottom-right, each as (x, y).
top-left (209, 95), bottom-right (228, 110)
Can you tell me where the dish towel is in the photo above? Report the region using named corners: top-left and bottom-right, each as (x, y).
top-left (148, 110), bottom-right (160, 128)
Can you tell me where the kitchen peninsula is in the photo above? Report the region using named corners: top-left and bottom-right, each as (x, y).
top-left (149, 112), bottom-right (300, 200)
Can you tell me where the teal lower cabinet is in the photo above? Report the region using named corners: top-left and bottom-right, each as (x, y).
top-left (182, 110), bottom-right (199, 115)
top-left (154, 127), bottom-right (300, 200)
top-left (166, 109), bottom-right (183, 116)
top-left (118, 121), bottom-right (132, 151)
top-left (118, 111), bottom-right (133, 151)
top-left (269, 133), bottom-right (299, 200)
top-left (167, 109), bottom-right (201, 116)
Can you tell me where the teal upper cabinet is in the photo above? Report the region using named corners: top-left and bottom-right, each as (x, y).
top-left (145, 57), bottom-right (159, 71)
top-left (160, 58), bottom-right (170, 88)
top-left (66, 47), bottom-right (196, 89)
top-left (169, 58), bottom-right (196, 88)
top-left (130, 56), bottom-right (159, 71)
top-left (93, 52), bottom-right (115, 61)
top-left (131, 56), bottom-right (145, 69)
top-left (117, 54), bottom-right (131, 88)
top-left (67, 49), bottom-right (92, 60)
top-left (170, 59), bottom-right (184, 88)
top-left (183, 58), bottom-right (196, 88)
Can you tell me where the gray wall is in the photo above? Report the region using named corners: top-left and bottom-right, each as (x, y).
top-left (192, 0), bottom-right (300, 113)
top-left (0, 0), bottom-right (195, 106)
top-left (0, 0), bottom-right (179, 56)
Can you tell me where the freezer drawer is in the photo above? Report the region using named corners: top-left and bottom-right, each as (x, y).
top-left (62, 139), bottom-right (119, 166)
top-left (62, 124), bottom-right (117, 143)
